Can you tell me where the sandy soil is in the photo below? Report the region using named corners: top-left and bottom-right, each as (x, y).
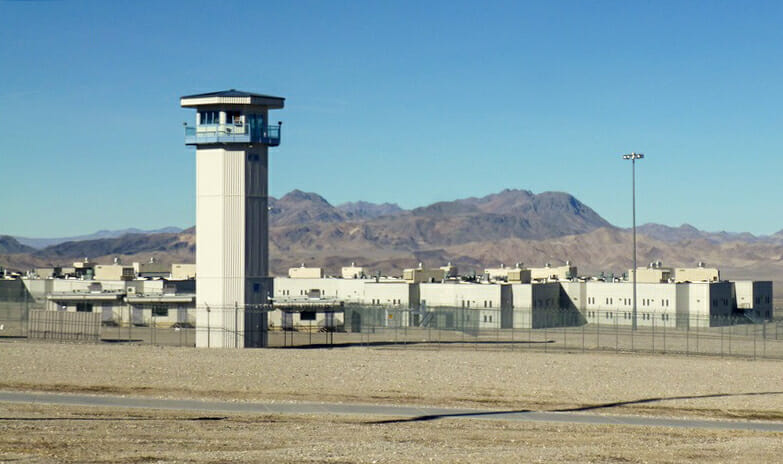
top-left (1, 340), bottom-right (783, 420)
top-left (1, 403), bottom-right (783, 464)
top-left (2, 341), bottom-right (783, 463)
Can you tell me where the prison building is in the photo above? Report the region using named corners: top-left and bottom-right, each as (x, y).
top-left (733, 280), bottom-right (773, 321)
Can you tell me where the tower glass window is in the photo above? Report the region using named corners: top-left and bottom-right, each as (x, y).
top-left (226, 111), bottom-right (242, 125)
top-left (199, 110), bottom-right (220, 125)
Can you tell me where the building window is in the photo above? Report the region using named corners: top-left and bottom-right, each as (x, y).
top-left (226, 111), bottom-right (242, 125)
top-left (75, 303), bottom-right (93, 312)
top-left (152, 305), bottom-right (168, 317)
top-left (199, 110), bottom-right (219, 125)
top-left (301, 311), bottom-right (316, 321)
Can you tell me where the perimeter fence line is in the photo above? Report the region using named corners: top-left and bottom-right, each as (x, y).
top-left (2, 300), bottom-right (783, 359)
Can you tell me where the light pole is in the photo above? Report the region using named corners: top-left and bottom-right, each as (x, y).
top-left (622, 152), bottom-right (644, 330)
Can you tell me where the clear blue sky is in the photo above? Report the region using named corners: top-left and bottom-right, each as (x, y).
top-left (1, 0), bottom-right (781, 237)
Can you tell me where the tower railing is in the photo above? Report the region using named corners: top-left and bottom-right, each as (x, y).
top-left (184, 123), bottom-right (281, 146)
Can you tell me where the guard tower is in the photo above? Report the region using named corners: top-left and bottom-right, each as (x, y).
top-left (181, 89), bottom-right (284, 348)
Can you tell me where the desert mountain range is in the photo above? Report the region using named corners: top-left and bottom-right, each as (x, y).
top-left (2, 189), bottom-right (783, 291)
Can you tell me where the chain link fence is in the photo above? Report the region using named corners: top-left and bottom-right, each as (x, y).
top-left (2, 293), bottom-right (782, 359)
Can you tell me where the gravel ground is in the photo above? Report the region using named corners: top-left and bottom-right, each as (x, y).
top-left (1, 403), bottom-right (783, 463)
top-left (2, 340), bottom-right (783, 462)
top-left (1, 340), bottom-right (782, 419)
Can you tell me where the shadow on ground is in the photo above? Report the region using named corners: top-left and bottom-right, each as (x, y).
top-left (367, 391), bottom-right (783, 424)
top-left (272, 339), bottom-right (555, 349)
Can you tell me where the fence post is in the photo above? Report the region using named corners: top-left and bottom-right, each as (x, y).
top-left (614, 312), bottom-right (618, 353)
top-left (728, 315), bottom-right (732, 356)
top-left (754, 320), bottom-right (757, 360)
top-left (652, 314), bottom-right (655, 354)
top-left (527, 308), bottom-right (533, 349)
top-left (428, 312), bottom-right (432, 345)
top-left (543, 310), bottom-right (548, 353)
top-left (662, 312), bottom-right (667, 354)
top-left (596, 310), bottom-right (600, 352)
top-left (24, 285), bottom-right (29, 338)
top-left (510, 310), bottom-right (515, 351)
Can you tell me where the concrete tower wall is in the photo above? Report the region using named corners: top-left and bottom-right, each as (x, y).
top-left (243, 146), bottom-right (272, 307)
top-left (194, 145), bottom-right (271, 348)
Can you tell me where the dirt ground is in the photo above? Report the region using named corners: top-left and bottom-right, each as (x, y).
top-left (2, 340), bottom-right (783, 463)
top-left (2, 403), bottom-right (783, 463)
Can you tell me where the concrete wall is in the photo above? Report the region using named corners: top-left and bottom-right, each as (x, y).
top-left (420, 282), bottom-right (502, 309)
top-left (735, 280), bottom-right (773, 320)
top-left (530, 265), bottom-right (576, 281)
top-left (273, 277), bottom-right (359, 301)
top-left (364, 282), bottom-right (412, 307)
top-left (403, 268), bottom-right (445, 283)
top-left (341, 266), bottom-right (364, 279)
top-left (127, 304), bottom-right (195, 326)
top-left (195, 144), bottom-right (271, 348)
top-left (678, 282), bottom-right (733, 328)
top-left (94, 265), bottom-right (134, 281)
top-left (583, 282), bottom-right (677, 328)
top-left (629, 267), bottom-right (672, 283)
top-left (560, 281), bottom-right (586, 311)
top-left (674, 267), bottom-right (720, 283)
top-left (171, 264), bottom-right (197, 280)
top-left (288, 267), bottom-right (324, 279)
top-left (509, 282), bottom-right (566, 328)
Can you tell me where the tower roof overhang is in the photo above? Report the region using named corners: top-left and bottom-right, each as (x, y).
top-left (180, 89), bottom-right (285, 109)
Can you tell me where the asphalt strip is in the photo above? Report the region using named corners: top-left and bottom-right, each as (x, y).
top-left (1, 390), bottom-right (783, 432)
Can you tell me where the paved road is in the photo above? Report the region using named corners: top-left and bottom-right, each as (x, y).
top-left (2, 390), bottom-right (783, 432)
